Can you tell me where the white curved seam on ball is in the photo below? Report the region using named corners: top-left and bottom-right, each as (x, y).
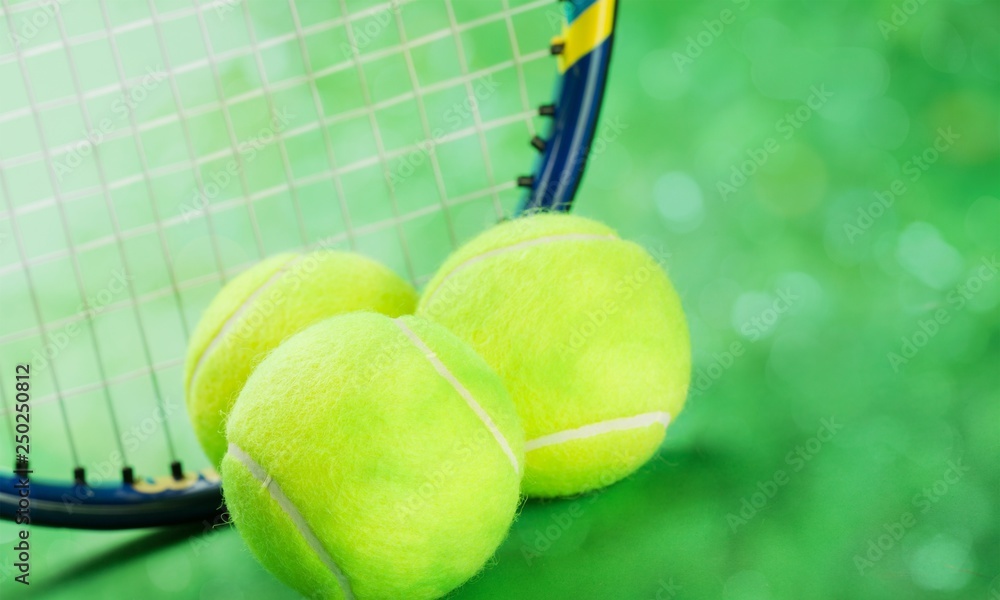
top-left (188, 254), bottom-right (303, 394)
top-left (228, 443), bottom-right (355, 600)
top-left (423, 233), bottom-right (617, 307)
top-left (393, 319), bottom-right (521, 474)
top-left (525, 411), bottom-right (671, 452)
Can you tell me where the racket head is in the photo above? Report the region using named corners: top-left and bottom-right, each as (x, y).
top-left (0, 0), bottom-right (618, 529)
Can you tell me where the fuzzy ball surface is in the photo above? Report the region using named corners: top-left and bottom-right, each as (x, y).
top-left (185, 251), bottom-right (416, 466)
top-left (418, 213), bottom-right (690, 497)
top-left (222, 312), bottom-right (524, 600)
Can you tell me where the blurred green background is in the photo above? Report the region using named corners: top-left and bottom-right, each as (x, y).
top-left (1, 0), bottom-right (998, 599)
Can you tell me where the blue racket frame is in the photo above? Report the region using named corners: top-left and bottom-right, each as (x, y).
top-left (520, 0), bottom-right (619, 213)
top-left (1, 468), bottom-right (223, 529)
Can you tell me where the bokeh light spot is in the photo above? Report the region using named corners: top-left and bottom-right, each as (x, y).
top-left (965, 196), bottom-right (1000, 250)
top-left (698, 278), bottom-right (744, 327)
top-left (654, 171), bottom-right (704, 231)
top-left (820, 48), bottom-right (891, 123)
top-left (909, 534), bottom-right (973, 590)
top-left (895, 222), bottom-right (964, 289)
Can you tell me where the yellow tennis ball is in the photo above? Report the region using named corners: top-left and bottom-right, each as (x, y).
top-left (418, 213), bottom-right (691, 498)
top-left (185, 251), bottom-right (416, 466)
top-left (222, 312), bottom-right (524, 600)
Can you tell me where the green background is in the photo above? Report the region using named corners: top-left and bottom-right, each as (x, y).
top-left (1, 0), bottom-right (998, 599)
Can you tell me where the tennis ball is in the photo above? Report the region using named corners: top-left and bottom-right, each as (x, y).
top-left (418, 213), bottom-right (690, 498)
top-left (222, 312), bottom-right (524, 600)
top-left (185, 251), bottom-right (416, 467)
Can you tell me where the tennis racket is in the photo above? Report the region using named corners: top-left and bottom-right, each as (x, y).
top-left (0, 0), bottom-right (618, 529)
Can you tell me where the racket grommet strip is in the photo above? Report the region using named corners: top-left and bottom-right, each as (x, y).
top-left (538, 104), bottom-right (556, 117)
top-left (531, 136), bottom-right (547, 152)
top-left (517, 176), bottom-right (535, 188)
top-left (171, 461), bottom-right (184, 480)
top-left (122, 467), bottom-right (135, 485)
top-left (73, 467), bottom-right (86, 486)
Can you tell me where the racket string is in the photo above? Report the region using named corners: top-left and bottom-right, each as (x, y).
top-left (285, 0), bottom-right (360, 252)
top-left (98, 0), bottom-right (195, 344)
top-left (234, 0), bottom-right (312, 250)
top-left (501, 0), bottom-right (540, 143)
top-left (390, 2), bottom-right (459, 250)
top-left (0, 61), bottom-right (550, 285)
top-left (0, 0), bottom-right (558, 480)
top-left (444, 0), bottom-right (502, 221)
top-left (338, 0), bottom-right (417, 283)
top-left (47, 0), bottom-right (139, 475)
top-left (2, 0), bottom-right (107, 474)
top-left (189, 0), bottom-right (269, 263)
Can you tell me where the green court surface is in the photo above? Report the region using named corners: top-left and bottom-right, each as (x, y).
top-left (1, 0), bottom-right (998, 599)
